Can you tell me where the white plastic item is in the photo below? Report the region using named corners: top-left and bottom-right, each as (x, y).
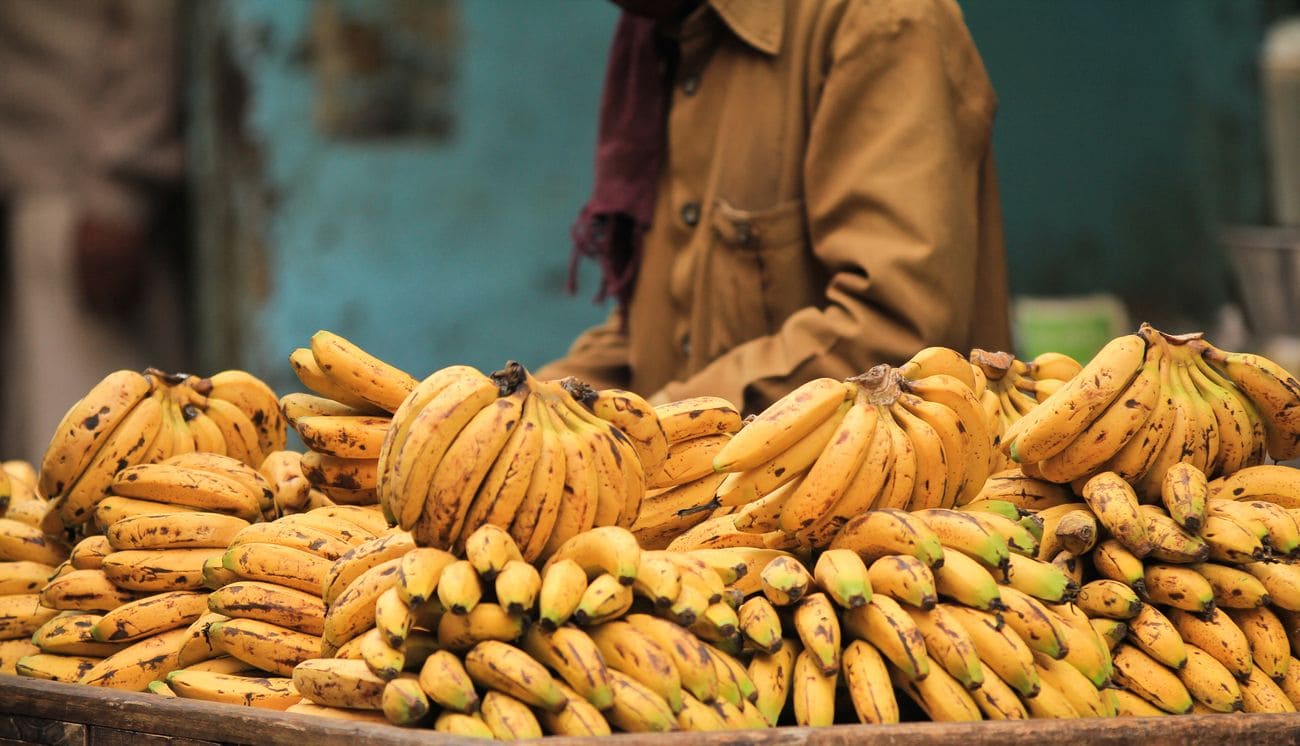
top-left (1262, 17), bottom-right (1300, 225)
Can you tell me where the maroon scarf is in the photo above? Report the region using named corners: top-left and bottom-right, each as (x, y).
top-left (567, 13), bottom-right (671, 310)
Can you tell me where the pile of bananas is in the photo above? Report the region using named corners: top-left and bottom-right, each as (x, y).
top-left (282, 331), bottom-right (419, 508)
top-left (968, 349), bottom-right (1082, 473)
top-left (1004, 324), bottom-right (1300, 495)
top-left (0, 461), bottom-right (64, 674)
top-left (256, 450), bottom-right (336, 517)
top-left (996, 463), bottom-right (1300, 714)
top-left (377, 362), bottom-right (663, 559)
top-left (18, 454), bottom-right (276, 688)
top-left (668, 357), bottom-right (992, 552)
top-left (38, 368), bottom-right (284, 530)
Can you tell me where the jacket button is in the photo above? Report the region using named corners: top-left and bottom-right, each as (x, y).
top-left (681, 201), bottom-right (701, 227)
top-left (682, 75), bottom-right (700, 96)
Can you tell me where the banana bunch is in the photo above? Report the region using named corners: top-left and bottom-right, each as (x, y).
top-left (0, 462), bottom-right (66, 673)
top-left (1004, 325), bottom-right (1299, 496)
top-left (628, 396), bottom-right (742, 549)
top-left (702, 355), bottom-right (991, 552)
top-left (258, 450), bottom-right (335, 517)
top-left (968, 349), bottom-right (1080, 473)
top-left (280, 331), bottom-right (424, 508)
top-left (37, 367), bottom-right (284, 529)
top-left (377, 361), bottom-right (654, 560)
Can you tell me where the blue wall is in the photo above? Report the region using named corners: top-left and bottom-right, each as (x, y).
top-left (192, 1), bottom-right (1278, 390)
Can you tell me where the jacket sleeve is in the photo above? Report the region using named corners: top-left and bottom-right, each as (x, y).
top-left (535, 309), bottom-right (632, 392)
top-left (655, 0), bottom-right (1006, 413)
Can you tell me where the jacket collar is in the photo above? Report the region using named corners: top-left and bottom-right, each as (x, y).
top-left (708, 0), bottom-right (783, 55)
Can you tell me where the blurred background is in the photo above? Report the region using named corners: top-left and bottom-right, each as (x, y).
top-left (2, 0), bottom-right (1300, 461)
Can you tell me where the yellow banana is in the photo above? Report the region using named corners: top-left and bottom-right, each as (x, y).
top-left (795, 416), bottom-right (896, 548)
top-left (654, 396), bottom-right (742, 444)
top-left (1126, 603), bottom-right (1187, 669)
top-left (1144, 507), bottom-right (1211, 563)
top-left (16, 652), bottom-right (101, 683)
top-left (208, 580), bottom-right (325, 636)
top-left (945, 604), bottom-right (1039, 697)
top-left (1169, 607), bottom-right (1253, 679)
top-left (932, 546), bottom-right (1003, 611)
top-left (39, 369), bottom-right (155, 500)
top-left (1240, 664), bottom-right (1297, 713)
top-left (464, 639), bottom-right (566, 712)
top-left (1078, 471), bottom-right (1153, 557)
top-left (1209, 464), bottom-right (1300, 508)
top-left (996, 585), bottom-right (1070, 659)
top-left (110, 462), bottom-right (261, 520)
top-left (1004, 551), bottom-right (1077, 603)
top-left (841, 595), bottom-right (929, 681)
top-left (713, 378), bottom-right (853, 473)
top-left (416, 648), bottom-right (480, 713)
top-left (57, 392), bottom-right (166, 526)
top-left (790, 647), bottom-right (837, 726)
top-left (1091, 538), bottom-right (1148, 595)
top-left (292, 657), bottom-right (387, 709)
top-left (1033, 649), bottom-right (1110, 718)
top-left (222, 542), bottom-right (330, 595)
top-left (812, 548), bottom-right (872, 609)
top-left (1075, 579), bottom-right (1143, 620)
top-left (712, 399), bottom-right (849, 509)
top-left (827, 508), bottom-right (944, 567)
top-left (456, 395), bottom-right (545, 549)
top-left (322, 556), bottom-right (403, 652)
top-left (905, 604), bottom-right (984, 690)
top-left (167, 669), bottom-right (300, 710)
top-left (971, 467), bottom-right (1075, 511)
top-left (573, 572), bottom-right (633, 625)
top-left (321, 530), bottom-right (414, 606)
top-left (889, 654), bottom-right (981, 721)
top-left (91, 590), bottom-right (208, 643)
top-left (106, 511), bottom-right (249, 552)
top-left (1143, 563), bottom-right (1215, 613)
top-left (204, 370), bottom-right (287, 460)
top-left (1193, 562), bottom-right (1271, 609)
top-left (537, 558), bottom-right (586, 630)
top-left (1226, 606), bottom-right (1291, 681)
top-left (778, 396), bottom-right (877, 532)
top-left (1112, 643), bottom-right (1193, 714)
top-left (308, 330), bottom-right (417, 413)
top-left (760, 554), bottom-right (815, 607)
top-left (1200, 343), bottom-right (1300, 460)
top-left (80, 626), bottom-right (189, 691)
top-left (520, 624), bottom-right (613, 709)
top-left (589, 620), bottom-right (684, 713)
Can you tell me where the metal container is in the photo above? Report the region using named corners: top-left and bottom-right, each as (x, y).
top-left (1219, 224), bottom-right (1300, 343)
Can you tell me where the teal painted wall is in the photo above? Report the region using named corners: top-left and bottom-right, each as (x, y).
top-left (192, 1), bottom-right (1282, 390)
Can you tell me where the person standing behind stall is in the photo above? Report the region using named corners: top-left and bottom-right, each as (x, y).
top-left (540, 0), bottom-right (1011, 414)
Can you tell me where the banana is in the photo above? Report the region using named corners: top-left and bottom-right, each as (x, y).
top-left (322, 556), bottom-right (403, 653)
top-left (932, 546), bottom-right (1003, 611)
top-left (795, 416), bottom-right (896, 548)
top-left (1193, 351), bottom-right (1267, 473)
top-left (889, 654), bottom-right (982, 722)
top-left (386, 370), bottom-right (501, 530)
top-left (712, 378), bottom-right (853, 473)
top-left (1076, 471), bottom-right (1153, 557)
top-left (377, 675), bottom-right (430, 725)
top-left (1039, 508), bottom-right (1098, 560)
top-left (299, 452), bottom-right (378, 496)
top-left (713, 400), bottom-right (849, 509)
top-left (631, 474), bottom-right (724, 550)
top-left (580, 386), bottom-right (670, 477)
top-left (898, 347), bottom-right (979, 389)
top-left (962, 508), bottom-right (1039, 558)
top-left (1143, 563), bottom-right (1215, 613)
top-left (257, 451), bottom-right (310, 516)
top-left (1110, 687), bottom-right (1168, 717)
top-left (207, 580), bottom-right (325, 636)
top-left (543, 525), bottom-right (640, 586)
top-left (350, 626), bottom-right (401, 679)
top-left (174, 611), bottom-right (229, 667)
top-left (812, 549), bottom-right (871, 609)
top-left (16, 653), bottom-right (101, 683)
top-left (538, 558), bottom-right (586, 630)
top-left (944, 604), bottom-right (1039, 696)
top-left (1091, 618), bottom-right (1128, 652)
top-left (55, 391), bottom-right (166, 526)
top-left (654, 396), bottom-right (742, 444)
top-left (416, 648), bottom-right (480, 713)
top-left (1226, 606), bottom-right (1291, 681)
top-left (283, 700), bottom-right (389, 723)
top-left (1193, 562), bottom-right (1271, 609)
top-left (600, 668), bottom-right (677, 733)
top-left (105, 511), bottom-right (249, 552)
top-left (778, 396), bottom-right (877, 533)
top-left (1091, 539), bottom-right (1148, 596)
top-left (0, 594), bottom-right (58, 638)
top-left (1111, 642), bottom-right (1193, 714)
top-left (905, 604), bottom-right (984, 690)
top-left (80, 625), bottom-right (189, 691)
top-left (1033, 650), bottom-right (1110, 718)
top-left (1127, 604), bottom-right (1188, 669)
top-left (1200, 343), bottom-right (1300, 460)
top-left (91, 590), bottom-right (208, 643)
top-left (535, 399), bottom-right (603, 557)
top-left (420, 386), bottom-right (528, 550)
top-left (1075, 579), bottom-right (1143, 620)
top-left (462, 640), bottom-right (566, 712)
top-left (39, 369), bottom-right (155, 500)
top-left (539, 680), bottom-right (612, 736)
top-left (889, 398), bottom-right (948, 511)
top-left (914, 508), bottom-right (1010, 573)
top-left (468, 689), bottom-right (540, 739)
top-left (435, 602), bottom-right (525, 652)
top-left (321, 531), bottom-right (414, 606)
top-left (789, 647), bottom-right (837, 726)
top-left (436, 559), bottom-right (483, 615)
top-left (829, 638), bottom-right (897, 724)
top-left (0, 559), bottom-right (56, 595)
top-left (650, 433), bottom-right (730, 491)
top-left (1281, 656), bottom-right (1300, 709)
top-left (1144, 507), bottom-right (1211, 563)
top-left (1, 641), bottom-right (40, 676)
top-left (746, 638), bottom-right (797, 725)
top-left (997, 585), bottom-right (1070, 659)
top-left (1209, 464), bottom-right (1300, 508)
top-left (30, 613), bottom-right (125, 656)
top-left (205, 370), bottom-right (287, 460)
top-left (900, 373), bottom-right (993, 507)
top-left (222, 542), bottom-right (330, 595)
top-left (100, 548), bottom-right (218, 592)
top-left (841, 595), bottom-right (929, 682)
top-left (760, 555), bottom-right (815, 607)
top-left (279, 392), bottom-right (372, 427)
top-left (307, 330), bottom-right (417, 413)
top-left (456, 399), bottom-right (545, 550)
top-left (1003, 334), bottom-right (1147, 463)
top-left (292, 415), bottom-right (390, 462)
top-left (866, 554), bottom-right (938, 611)
top-left (573, 573), bottom-right (633, 625)
top-left (789, 592), bottom-right (840, 676)
top-left (519, 624), bottom-right (614, 709)
top-left (211, 617), bottom-right (320, 677)
top-left (110, 462), bottom-right (261, 520)
top-left (972, 468), bottom-right (1075, 511)
top-left (1046, 602), bottom-right (1113, 687)
top-left (589, 620), bottom-right (684, 713)
top-left (100, 498), bottom-right (204, 534)
top-left (675, 692), bottom-right (728, 731)
top-left (228, 522), bottom-right (352, 563)
top-left (292, 657), bottom-right (387, 710)
top-left (1201, 512), bottom-right (1268, 564)
top-left (827, 508), bottom-right (944, 567)
top-left (1240, 664), bottom-right (1298, 713)
top-left (1242, 499), bottom-right (1300, 556)
top-left (1170, 607), bottom-right (1253, 679)
top-left (166, 669), bottom-right (300, 710)
top-left (874, 407), bottom-right (918, 511)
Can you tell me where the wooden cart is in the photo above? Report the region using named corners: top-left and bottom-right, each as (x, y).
top-left (3, 675), bottom-right (1300, 745)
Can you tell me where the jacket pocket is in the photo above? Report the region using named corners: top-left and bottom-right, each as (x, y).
top-left (702, 198), bottom-right (822, 360)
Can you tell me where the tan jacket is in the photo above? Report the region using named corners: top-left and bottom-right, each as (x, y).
top-left (540, 0), bottom-right (1011, 414)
